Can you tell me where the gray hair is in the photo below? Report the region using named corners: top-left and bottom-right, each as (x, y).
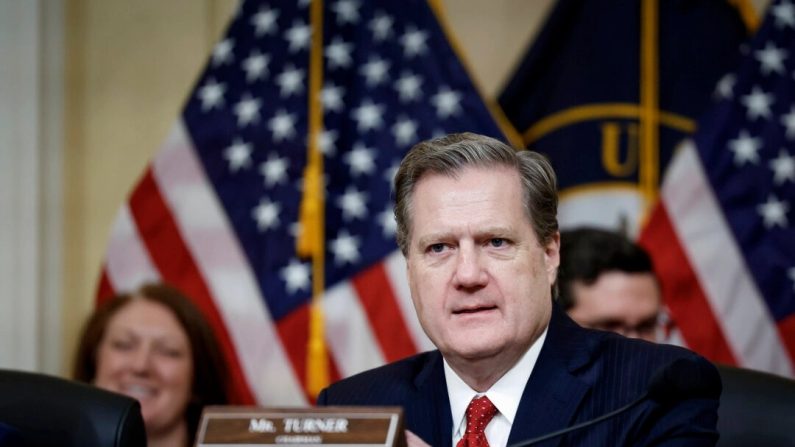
top-left (393, 132), bottom-right (559, 255)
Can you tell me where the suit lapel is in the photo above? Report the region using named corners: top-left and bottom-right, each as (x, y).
top-left (404, 351), bottom-right (453, 447)
top-left (507, 304), bottom-right (599, 447)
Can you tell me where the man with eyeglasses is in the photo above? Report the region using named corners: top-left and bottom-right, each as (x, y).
top-left (558, 227), bottom-right (665, 342)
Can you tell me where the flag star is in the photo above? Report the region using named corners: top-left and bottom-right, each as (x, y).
top-left (755, 42), bottom-right (788, 75)
top-left (337, 187), bottom-right (369, 221)
top-left (773, 0), bottom-right (795, 29)
top-left (741, 86), bottom-right (774, 120)
top-left (321, 83), bottom-right (345, 112)
top-left (757, 195), bottom-right (789, 228)
top-left (432, 86), bottom-right (463, 118)
top-left (714, 74), bottom-right (735, 99)
top-left (352, 100), bottom-right (385, 132)
top-left (197, 78), bottom-right (225, 110)
top-left (393, 116), bottom-right (418, 146)
top-left (212, 38), bottom-right (234, 65)
top-left (781, 106), bottom-right (795, 138)
top-left (234, 94), bottom-right (262, 127)
top-left (369, 12), bottom-right (393, 41)
top-left (223, 139), bottom-right (252, 172)
top-left (252, 198), bottom-right (281, 231)
top-left (344, 143), bottom-right (376, 176)
top-left (728, 130), bottom-right (762, 166)
top-left (251, 6), bottom-right (279, 36)
top-left (280, 259), bottom-right (311, 294)
top-left (259, 153), bottom-right (289, 187)
top-left (325, 37), bottom-right (354, 69)
top-left (276, 65), bottom-right (305, 97)
top-left (378, 205), bottom-right (397, 237)
top-left (360, 57), bottom-right (391, 86)
top-left (789, 267), bottom-right (795, 291)
top-left (395, 72), bottom-right (423, 102)
top-left (332, 0), bottom-right (360, 25)
top-left (330, 230), bottom-right (361, 265)
top-left (400, 26), bottom-right (428, 58)
top-left (268, 110), bottom-right (297, 141)
top-left (319, 129), bottom-right (338, 156)
top-left (285, 20), bottom-right (311, 52)
top-left (770, 150), bottom-right (795, 184)
top-left (242, 51), bottom-right (270, 82)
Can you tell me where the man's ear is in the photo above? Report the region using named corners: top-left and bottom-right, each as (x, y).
top-left (544, 231), bottom-right (560, 284)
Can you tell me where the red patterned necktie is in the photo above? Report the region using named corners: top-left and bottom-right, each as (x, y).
top-left (456, 395), bottom-right (498, 447)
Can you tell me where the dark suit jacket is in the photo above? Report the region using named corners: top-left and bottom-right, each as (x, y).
top-left (318, 304), bottom-right (720, 446)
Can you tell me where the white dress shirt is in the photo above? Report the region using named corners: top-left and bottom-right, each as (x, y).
top-left (445, 327), bottom-right (548, 447)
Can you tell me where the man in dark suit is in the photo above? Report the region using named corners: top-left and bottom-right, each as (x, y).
top-left (318, 133), bottom-right (720, 446)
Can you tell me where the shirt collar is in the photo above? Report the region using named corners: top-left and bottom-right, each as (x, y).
top-left (444, 326), bottom-right (548, 429)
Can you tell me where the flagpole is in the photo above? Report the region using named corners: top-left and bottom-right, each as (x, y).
top-left (639, 0), bottom-right (660, 215)
top-left (298, 0), bottom-right (330, 399)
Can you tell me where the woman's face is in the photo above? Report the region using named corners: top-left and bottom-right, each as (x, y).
top-left (94, 298), bottom-right (194, 436)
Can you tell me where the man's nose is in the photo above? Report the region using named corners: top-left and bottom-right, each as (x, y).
top-left (452, 245), bottom-right (488, 289)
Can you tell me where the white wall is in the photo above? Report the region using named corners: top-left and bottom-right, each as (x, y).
top-left (0, 0), bottom-right (63, 374)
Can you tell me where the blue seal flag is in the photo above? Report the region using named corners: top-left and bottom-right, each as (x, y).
top-left (499, 0), bottom-right (750, 235)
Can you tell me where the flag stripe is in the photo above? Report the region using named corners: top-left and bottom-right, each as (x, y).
top-left (129, 167), bottom-right (256, 404)
top-left (325, 281), bottom-right (386, 377)
top-left (352, 263), bottom-right (418, 362)
top-left (97, 269), bottom-right (115, 303)
top-left (151, 123), bottom-right (307, 405)
top-left (104, 204), bottom-right (161, 292)
top-left (778, 315), bottom-right (795, 362)
top-left (661, 143), bottom-right (794, 376)
top-left (384, 251), bottom-right (435, 352)
top-left (641, 202), bottom-right (737, 364)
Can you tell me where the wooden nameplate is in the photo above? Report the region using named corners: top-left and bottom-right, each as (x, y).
top-left (195, 406), bottom-right (406, 446)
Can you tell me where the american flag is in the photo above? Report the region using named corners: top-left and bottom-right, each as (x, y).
top-left (640, 0), bottom-right (795, 377)
top-left (96, 0), bottom-right (507, 405)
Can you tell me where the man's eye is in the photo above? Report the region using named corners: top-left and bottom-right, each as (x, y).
top-left (429, 243), bottom-right (446, 253)
top-left (490, 238), bottom-right (505, 247)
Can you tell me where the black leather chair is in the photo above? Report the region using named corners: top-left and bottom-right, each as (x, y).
top-left (717, 364), bottom-right (795, 447)
top-left (0, 369), bottom-right (146, 447)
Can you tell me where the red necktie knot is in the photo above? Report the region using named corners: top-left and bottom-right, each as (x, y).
top-left (456, 395), bottom-right (498, 447)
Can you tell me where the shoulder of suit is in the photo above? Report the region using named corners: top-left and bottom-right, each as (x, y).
top-left (321, 350), bottom-right (441, 404)
top-left (596, 330), bottom-right (709, 370)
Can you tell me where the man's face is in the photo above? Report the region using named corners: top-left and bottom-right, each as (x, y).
top-left (567, 271), bottom-right (661, 342)
top-left (405, 165), bottom-right (559, 366)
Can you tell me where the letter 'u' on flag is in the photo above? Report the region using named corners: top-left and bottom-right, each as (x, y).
top-left (640, 0), bottom-right (795, 378)
top-left (498, 0), bottom-right (751, 236)
top-left (95, 0), bottom-right (510, 405)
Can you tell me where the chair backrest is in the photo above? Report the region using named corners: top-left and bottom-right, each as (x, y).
top-left (716, 364), bottom-right (795, 447)
top-left (0, 369), bottom-right (146, 447)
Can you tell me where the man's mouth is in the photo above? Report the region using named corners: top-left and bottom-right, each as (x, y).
top-left (453, 305), bottom-right (497, 315)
